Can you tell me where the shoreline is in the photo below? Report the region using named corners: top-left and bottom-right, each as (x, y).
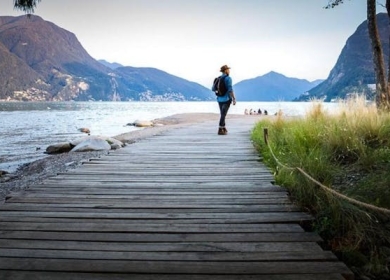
top-left (0, 112), bottom-right (263, 204)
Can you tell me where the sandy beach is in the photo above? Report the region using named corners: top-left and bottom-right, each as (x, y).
top-left (0, 112), bottom-right (265, 204)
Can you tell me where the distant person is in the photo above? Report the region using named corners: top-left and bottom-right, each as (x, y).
top-left (244, 109), bottom-right (249, 115)
top-left (212, 65), bottom-right (236, 135)
top-left (257, 108), bottom-right (262, 115)
top-left (264, 110), bottom-right (268, 115)
top-left (249, 109), bottom-right (253, 115)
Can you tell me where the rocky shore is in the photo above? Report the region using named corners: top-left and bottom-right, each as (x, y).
top-left (0, 113), bottom-right (234, 204)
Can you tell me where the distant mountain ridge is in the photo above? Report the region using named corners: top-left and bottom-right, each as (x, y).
top-left (98, 60), bottom-right (123, 70)
top-left (297, 13), bottom-right (390, 101)
top-left (0, 15), bottom-right (213, 101)
top-left (234, 71), bottom-right (321, 101)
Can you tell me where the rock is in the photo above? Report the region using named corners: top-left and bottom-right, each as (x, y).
top-left (133, 120), bottom-right (154, 127)
top-left (110, 143), bottom-right (122, 150)
top-left (104, 137), bottom-right (125, 148)
top-left (1, 176), bottom-right (11, 182)
top-left (78, 127), bottom-right (90, 134)
top-left (0, 170), bottom-right (9, 177)
top-left (70, 138), bottom-right (111, 152)
top-left (45, 142), bottom-right (73, 154)
top-left (70, 136), bottom-right (125, 148)
top-left (153, 123), bottom-right (164, 127)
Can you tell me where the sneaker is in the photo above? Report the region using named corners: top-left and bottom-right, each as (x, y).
top-left (218, 128), bottom-right (225, 135)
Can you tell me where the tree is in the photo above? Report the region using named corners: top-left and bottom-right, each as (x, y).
top-left (326, 0), bottom-right (390, 110)
top-left (367, 0), bottom-right (390, 109)
top-left (13, 0), bottom-right (41, 14)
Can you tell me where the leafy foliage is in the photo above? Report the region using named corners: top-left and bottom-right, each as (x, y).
top-left (13, 0), bottom-right (41, 14)
top-left (324, 0), bottom-right (347, 9)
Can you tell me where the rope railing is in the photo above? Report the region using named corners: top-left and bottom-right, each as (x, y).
top-left (263, 128), bottom-right (390, 215)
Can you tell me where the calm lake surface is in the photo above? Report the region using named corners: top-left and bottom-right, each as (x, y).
top-left (0, 101), bottom-right (340, 172)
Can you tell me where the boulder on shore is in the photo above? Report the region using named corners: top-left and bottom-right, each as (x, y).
top-left (45, 135), bottom-right (125, 155)
top-left (133, 120), bottom-right (154, 127)
top-left (70, 136), bottom-right (125, 148)
top-left (78, 127), bottom-right (90, 134)
top-left (70, 138), bottom-right (111, 152)
top-left (46, 142), bottom-right (73, 154)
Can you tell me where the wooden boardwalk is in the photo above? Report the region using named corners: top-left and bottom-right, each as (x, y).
top-left (0, 117), bottom-right (353, 279)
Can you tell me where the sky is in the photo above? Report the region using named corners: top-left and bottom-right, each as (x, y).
top-left (0, 0), bottom-right (385, 87)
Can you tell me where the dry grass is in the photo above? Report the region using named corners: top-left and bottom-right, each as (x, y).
top-left (251, 95), bottom-right (390, 278)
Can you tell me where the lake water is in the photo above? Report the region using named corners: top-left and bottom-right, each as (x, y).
top-left (0, 101), bottom-right (340, 172)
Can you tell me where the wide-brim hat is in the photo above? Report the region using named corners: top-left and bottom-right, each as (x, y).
top-left (220, 65), bottom-right (231, 72)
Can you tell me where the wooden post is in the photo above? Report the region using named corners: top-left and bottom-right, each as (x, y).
top-left (263, 128), bottom-right (268, 145)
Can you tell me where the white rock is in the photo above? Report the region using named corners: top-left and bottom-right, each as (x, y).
top-left (70, 136), bottom-right (124, 148)
top-left (70, 138), bottom-right (111, 152)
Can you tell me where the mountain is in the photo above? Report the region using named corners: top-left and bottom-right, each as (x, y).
top-left (234, 71), bottom-right (320, 101)
top-left (115, 66), bottom-right (212, 101)
top-left (98, 60), bottom-right (123, 70)
top-left (296, 13), bottom-right (390, 101)
top-left (0, 15), bottom-right (213, 101)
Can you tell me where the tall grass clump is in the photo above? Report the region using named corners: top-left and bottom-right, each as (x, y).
top-left (251, 96), bottom-right (390, 278)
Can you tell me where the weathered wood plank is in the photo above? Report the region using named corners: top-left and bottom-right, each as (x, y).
top-left (0, 211), bottom-right (310, 221)
top-left (34, 183), bottom-right (281, 190)
top-left (0, 232), bottom-right (319, 242)
top-left (0, 202), bottom-right (295, 209)
top-left (18, 189), bottom-right (287, 196)
top-left (0, 271), bottom-right (347, 280)
top-left (0, 203), bottom-right (297, 212)
top-left (0, 259), bottom-right (353, 275)
top-left (5, 197), bottom-right (291, 205)
top-left (0, 213), bottom-right (313, 224)
top-left (0, 249), bottom-right (335, 261)
top-left (0, 240), bottom-right (325, 252)
top-left (0, 222), bottom-right (304, 233)
top-left (9, 193), bottom-right (288, 199)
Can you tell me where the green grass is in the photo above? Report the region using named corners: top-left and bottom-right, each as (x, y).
top-left (251, 96), bottom-right (390, 278)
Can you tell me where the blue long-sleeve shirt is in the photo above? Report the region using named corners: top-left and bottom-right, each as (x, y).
top-left (212, 74), bottom-right (233, 102)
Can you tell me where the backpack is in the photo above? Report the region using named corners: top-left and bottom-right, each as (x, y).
top-left (213, 75), bottom-right (227, 97)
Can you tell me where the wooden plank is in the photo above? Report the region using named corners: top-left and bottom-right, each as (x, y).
top-left (10, 193), bottom-right (288, 199)
top-left (0, 249), bottom-right (335, 261)
top-left (0, 202), bottom-right (295, 209)
top-left (0, 222), bottom-right (304, 233)
top-left (18, 190), bottom-right (287, 195)
top-left (0, 259), bottom-right (353, 276)
top-left (0, 205), bottom-right (299, 213)
top-left (0, 212), bottom-right (311, 221)
top-left (0, 271), bottom-right (347, 280)
top-left (0, 240), bottom-right (324, 252)
top-left (0, 212), bottom-right (312, 223)
top-left (5, 198), bottom-right (291, 205)
top-left (33, 184), bottom-right (282, 190)
top-left (0, 232), bottom-right (320, 242)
